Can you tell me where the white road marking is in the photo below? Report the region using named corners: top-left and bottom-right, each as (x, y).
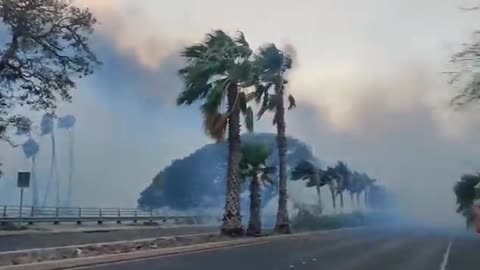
top-left (440, 239), bottom-right (453, 270)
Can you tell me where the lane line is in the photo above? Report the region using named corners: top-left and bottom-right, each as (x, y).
top-left (439, 239), bottom-right (453, 270)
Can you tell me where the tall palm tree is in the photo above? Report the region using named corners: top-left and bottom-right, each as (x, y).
top-left (363, 174), bottom-right (376, 207)
top-left (324, 167), bottom-right (339, 210)
top-left (177, 30), bottom-right (256, 236)
top-left (255, 44), bottom-right (296, 234)
top-left (348, 172), bottom-right (359, 207)
top-left (333, 161), bottom-right (351, 210)
top-left (240, 143), bottom-right (275, 236)
top-left (454, 174), bottom-right (480, 228)
top-left (291, 160), bottom-right (326, 213)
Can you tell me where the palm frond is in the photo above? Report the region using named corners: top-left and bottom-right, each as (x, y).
top-left (257, 94), bottom-right (279, 119)
top-left (234, 31), bottom-right (249, 48)
top-left (288, 95), bottom-right (297, 110)
top-left (291, 160), bottom-right (317, 181)
top-left (202, 112), bottom-right (228, 142)
top-left (180, 44), bottom-right (208, 59)
top-left (201, 79), bottom-right (229, 114)
top-left (256, 43), bottom-right (284, 75)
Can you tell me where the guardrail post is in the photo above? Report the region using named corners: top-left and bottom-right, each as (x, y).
top-left (116, 208), bottom-right (121, 224)
top-left (54, 207), bottom-right (60, 225)
top-left (77, 208), bottom-right (82, 225)
top-left (133, 209), bottom-right (138, 224)
top-left (98, 208), bottom-right (103, 225)
top-left (2, 206), bottom-right (6, 217)
top-left (28, 206), bottom-right (35, 225)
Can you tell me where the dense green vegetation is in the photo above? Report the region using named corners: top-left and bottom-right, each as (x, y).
top-left (138, 133), bottom-right (317, 211)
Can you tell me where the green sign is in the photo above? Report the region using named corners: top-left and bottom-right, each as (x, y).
top-left (17, 171), bottom-right (31, 188)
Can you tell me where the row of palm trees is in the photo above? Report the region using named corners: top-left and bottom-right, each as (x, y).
top-left (177, 30), bottom-right (296, 236)
top-left (238, 145), bottom-right (381, 236)
top-left (291, 160), bottom-right (377, 213)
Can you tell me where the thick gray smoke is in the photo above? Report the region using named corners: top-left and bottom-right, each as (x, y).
top-left (1, 0), bottom-right (480, 231)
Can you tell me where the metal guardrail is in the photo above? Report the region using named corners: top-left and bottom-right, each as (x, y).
top-left (0, 205), bottom-right (219, 225)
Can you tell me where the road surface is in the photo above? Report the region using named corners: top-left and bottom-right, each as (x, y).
top-left (0, 226), bottom-right (216, 252)
top-left (81, 227), bottom-right (480, 270)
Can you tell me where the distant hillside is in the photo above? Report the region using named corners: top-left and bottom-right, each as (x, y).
top-left (138, 133), bottom-right (317, 211)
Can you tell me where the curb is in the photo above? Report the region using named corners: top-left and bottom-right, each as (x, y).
top-left (0, 227), bottom-right (366, 270)
top-left (0, 238), bottom-right (270, 270)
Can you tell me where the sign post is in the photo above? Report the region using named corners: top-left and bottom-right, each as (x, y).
top-left (17, 171), bottom-right (31, 223)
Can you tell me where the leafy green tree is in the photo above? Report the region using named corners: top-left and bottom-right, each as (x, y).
top-left (177, 30), bottom-right (256, 236)
top-left (0, 0), bottom-right (99, 177)
top-left (240, 143), bottom-right (275, 236)
top-left (454, 174), bottom-right (480, 228)
top-left (255, 44), bottom-right (296, 234)
top-left (291, 160), bottom-right (326, 213)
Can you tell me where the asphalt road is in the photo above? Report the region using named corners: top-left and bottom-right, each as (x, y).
top-left (0, 226), bottom-right (217, 252)
top-left (81, 227), bottom-right (480, 270)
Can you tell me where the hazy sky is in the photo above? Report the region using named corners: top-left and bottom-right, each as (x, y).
top-left (1, 0), bottom-right (480, 226)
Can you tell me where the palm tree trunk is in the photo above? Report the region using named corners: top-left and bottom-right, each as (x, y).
top-left (31, 155), bottom-right (39, 207)
top-left (330, 188), bottom-right (336, 209)
top-left (316, 185), bottom-right (323, 214)
top-left (350, 191), bottom-right (354, 206)
top-left (364, 189), bottom-right (368, 207)
top-left (356, 193), bottom-right (360, 207)
top-left (221, 84), bottom-right (244, 236)
top-left (246, 176), bottom-right (262, 236)
top-left (339, 192), bottom-right (344, 209)
top-left (274, 83), bottom-right (290, 234)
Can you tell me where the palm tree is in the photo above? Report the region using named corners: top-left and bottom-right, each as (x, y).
top-left (333, 161), bottom-right (351, 210)
top-left (454, 174), bottom-right (480, 228)
top-left (291, 160), bottom-right (326, 213)
top-left (324, 167), bottom-right (339, 210)
top-left (240, 143), bottom-right (275, 236)
top-left (348, 172), bottom-right (359, 207)
top-left (177, 30), bottom-right (256, 236)
top-left (255, 44), bottom-right (296, 234)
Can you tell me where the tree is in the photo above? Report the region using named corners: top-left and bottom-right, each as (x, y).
top-left (362, 174), bottom-right (376, 207)
top-left (0, 0), bottom-right (99, 173)
top-left (290, 160), bottom-right (326, 213)
top-left (349, 171), bottom-right (361, 207)
top-left (255, 44), bottom-right (296, 234)
top-left (449, 5), bottom-right (480, 107)
top-left (177, 30), bottom-right (256, 236)
top-left (240, 143), bottom-right (275, 236)
top-left (333, 161), bottom-right (351, 210)
top-left (454, 174), bottom-right (480, 228)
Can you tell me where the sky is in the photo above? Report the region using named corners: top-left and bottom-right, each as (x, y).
top-left (1, 0), bottom-right (480, 227)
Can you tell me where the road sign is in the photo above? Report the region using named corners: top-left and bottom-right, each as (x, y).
top-left (17, 171), bottom-right (30, 188)
top-left (17, 171), bottom-right (31, 222)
